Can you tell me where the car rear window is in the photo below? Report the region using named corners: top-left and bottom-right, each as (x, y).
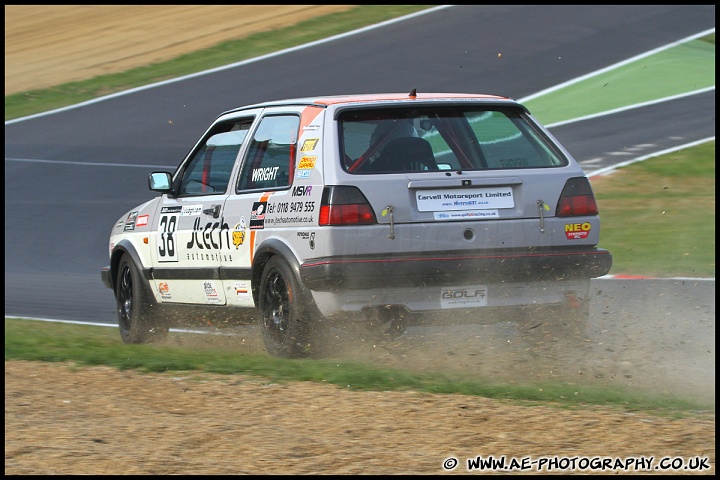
top-left (338, 106), bottom-right (568, 174)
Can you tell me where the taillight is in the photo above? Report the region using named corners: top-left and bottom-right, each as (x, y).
top-left (318, 186), bottom-right (377, 226)
top-left (556, 177), bottom-right (599, 217)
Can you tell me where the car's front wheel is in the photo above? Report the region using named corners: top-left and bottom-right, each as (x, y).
top-left (258, 256), bottom-right (315, 358)
top-left (115, 253), bottom-right (169, 343)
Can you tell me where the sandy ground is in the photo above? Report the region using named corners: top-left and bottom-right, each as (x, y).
top-left (4, 360), bottom-right (716, 475)
top-left (5, 307), bottom-right (717, 475)
top-left (4, 5), bottom-right (354, 95)
top-left (4, 6), bottom-right (716, 475)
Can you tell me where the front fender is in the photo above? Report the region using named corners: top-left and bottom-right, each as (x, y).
top-left (106, 240), bottom-right (153, 293)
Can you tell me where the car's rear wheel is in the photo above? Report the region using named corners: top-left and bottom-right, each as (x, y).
top-left (258, 256), bottom-right (315, 358)
top-left (116, 253), bottom-right (168, 343)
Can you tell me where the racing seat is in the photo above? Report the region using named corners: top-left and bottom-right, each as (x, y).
top-left (371, 137), bottom-right (439, 172)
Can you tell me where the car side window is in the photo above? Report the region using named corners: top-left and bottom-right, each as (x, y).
top-left (176, 118), bottom-right (252, 197)
top-left (237, 114), bottom-right (299, 192)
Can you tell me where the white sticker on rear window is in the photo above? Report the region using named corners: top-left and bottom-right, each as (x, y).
top-left (416, 187), bottom-right (514, 212)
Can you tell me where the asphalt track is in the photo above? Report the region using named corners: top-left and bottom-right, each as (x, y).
top-left (3, 8), bottom-right (714, 317)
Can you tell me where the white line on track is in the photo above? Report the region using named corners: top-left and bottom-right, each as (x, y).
top-left (3, 315), bottom-right (239, 334)
top-left (6, 273), bottom-right (715, 329)
top-left (4, 5), bottom-right (454, 126)
top-left (586, 136), bottom-right (716, 178)
top-left (4, 157), bottom-right (173, 168)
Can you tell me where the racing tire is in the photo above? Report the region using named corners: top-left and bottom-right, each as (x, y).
top-left (258, 256), bottom-right (316, 358)
top-left (115, 253), bottom-right (169, 344)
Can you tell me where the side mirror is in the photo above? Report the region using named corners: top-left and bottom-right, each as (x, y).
top-left (148, 172), bottom-right (172, 193)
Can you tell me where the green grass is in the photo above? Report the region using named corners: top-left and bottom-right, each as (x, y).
top-left (4, 318), bottom-right (708, 415)
top-left (523, 34), bottom-right (715, 125)
top-left (4, 5), bottom-right (433, 121)
top-left (593, 141), bottom-right (715, 277)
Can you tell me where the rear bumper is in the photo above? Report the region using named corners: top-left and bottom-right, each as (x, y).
top-left (300, 247), bottom-right (612, 291)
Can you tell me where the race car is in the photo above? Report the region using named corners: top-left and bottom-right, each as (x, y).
top-left (102, 91), bottom-right (612, 358)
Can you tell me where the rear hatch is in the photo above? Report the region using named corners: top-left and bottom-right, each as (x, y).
top-left (331, 101), bottom-right (602, 252)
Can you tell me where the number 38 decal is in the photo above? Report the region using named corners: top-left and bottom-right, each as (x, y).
top-left (157, 214), bottom-right (178, 262)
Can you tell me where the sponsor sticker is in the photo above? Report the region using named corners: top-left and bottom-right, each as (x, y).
top-left (291, 185), bottom-right (314, 196)
top-left (123, 211), bottom-right (138, 231)
top-left (233, 281), bottom-right (251, 300)
top-left (298, 155), bottom-right (317, 169)
top-left (416, 187), bottom-right (514, 212)
top-left (440, 285), bottom-right (488, 308)
top-left (136, 214), bottom-right (149, 227)
top-left (203, 281), bottom-right (221, 303)
top-left (300, 138), bottom-right (319, 151)
top-left (161, 206), bottom-right (182, 214)
top-left (158, 282), bottom-right (171, 299)
top-left (250, 202), bottom-right (267, 229)
top-left (296, 231), bottom-right (317, 249)
top-left (181, 205), bottom-right (203, 216)
top-left (232, 218), bottom-right (247, 248)
top-left (565, 222), bottom-right (591, 240)
top-left (435, 210), bottom-right (499, 220)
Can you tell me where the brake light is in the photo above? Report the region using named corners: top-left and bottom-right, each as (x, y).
top-left (556, 177), bottom-right (599, 217)
top-left (318, 186), bottom-right (377, 226)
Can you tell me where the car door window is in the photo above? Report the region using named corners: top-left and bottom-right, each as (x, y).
top-left (177, 119), bottom-right (252, 196)
top-left (237, 114), bottom-right (299, 192)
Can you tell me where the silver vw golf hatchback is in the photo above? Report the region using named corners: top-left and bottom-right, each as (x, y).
top-left (102, 92), bottom-right (612, 357)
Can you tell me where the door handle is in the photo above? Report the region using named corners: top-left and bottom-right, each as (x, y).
top-left (203, 204), bottom-right (221, 218)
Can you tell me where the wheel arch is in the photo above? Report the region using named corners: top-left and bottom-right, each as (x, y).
top-left (251, 238), bottom-right (303, 306)
top-left (109, 240), bottom-right (153, 295)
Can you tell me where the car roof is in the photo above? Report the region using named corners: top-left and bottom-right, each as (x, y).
top-left (220, 92), bottom-right (519, 116)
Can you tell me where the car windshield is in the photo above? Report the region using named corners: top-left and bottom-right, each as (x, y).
top-left (339, 106), bottom-right (568, 173)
